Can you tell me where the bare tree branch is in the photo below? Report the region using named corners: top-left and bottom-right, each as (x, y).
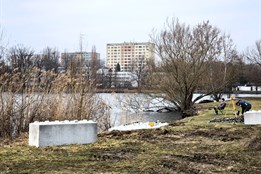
top-left (149, 17), bottom-right (237, 116)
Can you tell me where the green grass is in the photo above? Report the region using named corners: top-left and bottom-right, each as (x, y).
top-left (0, 98), bottom-right (261, 173)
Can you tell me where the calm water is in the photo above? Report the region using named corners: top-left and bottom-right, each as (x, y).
top-left (99, 93), bottom-right (261, 127)
top-left (99, 93), bottom-right (182, 126)
top-left (6, 92), bottom-right (260, 127)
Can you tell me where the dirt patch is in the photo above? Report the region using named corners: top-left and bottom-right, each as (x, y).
top-left (185, 127), bottom-right (243, 142)
top-left (168, 121), bottom-right (186, 126)
top-left (1, 99), bottom-right (261, 174)
top-left (86, 141), bottom-right (145, 162)
top-left (245, 136), bottom-right (261, 151)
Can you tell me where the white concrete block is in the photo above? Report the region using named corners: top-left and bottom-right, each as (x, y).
top-left (244, 110), bottom-right (261, 125)
top-left (29, 120), bottom-right (97, 147)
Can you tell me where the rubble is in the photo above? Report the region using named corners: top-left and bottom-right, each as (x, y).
top-left (209, 115), bottom-right (244, 123)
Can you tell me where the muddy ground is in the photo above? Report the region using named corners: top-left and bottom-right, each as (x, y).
top-left (98, 122), bottom-right (261, 173)
top-left (0, 98), bottom-right (261, 173)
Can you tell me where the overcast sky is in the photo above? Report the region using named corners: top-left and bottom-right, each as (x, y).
top-left (1, 0), bottom-right (261, 59)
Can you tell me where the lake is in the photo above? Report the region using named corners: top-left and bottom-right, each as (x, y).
top-left (99, 93), bottom-right (261, 127)
top-left (5, 92), bottom-right (260, 128)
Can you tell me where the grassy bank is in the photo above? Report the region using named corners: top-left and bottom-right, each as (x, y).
top-left (0, 98), bottom-right (261, 173)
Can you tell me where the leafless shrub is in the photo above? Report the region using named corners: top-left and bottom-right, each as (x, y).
top-left (245, 40), bottom-right (261, 66)
top-left (149, 17), bottom-right (238, 117)
top-left (0, 68), bottom-right (110, 139)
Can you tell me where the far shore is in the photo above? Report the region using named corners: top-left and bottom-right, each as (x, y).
top-left (94, 88), bottom-right (261, 94)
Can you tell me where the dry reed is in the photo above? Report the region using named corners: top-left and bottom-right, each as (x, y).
top-left (0, 68), bottom-right (110, 139)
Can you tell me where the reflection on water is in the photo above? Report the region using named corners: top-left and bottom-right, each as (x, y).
top-left (100, 93), bottom-right (182, 127)
top-left (100, 93), bottom-right (261, 127)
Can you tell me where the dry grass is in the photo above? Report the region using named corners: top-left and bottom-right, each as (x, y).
top-left (0, 98), bottom-right (260, 173)
top-left (0, 69), bottom-right (110, 139)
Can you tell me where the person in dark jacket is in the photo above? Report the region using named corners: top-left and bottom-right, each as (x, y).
top-left (213, 98), bottom-right (226, 115)
top-left (236, 100), bottom-right (252, 115)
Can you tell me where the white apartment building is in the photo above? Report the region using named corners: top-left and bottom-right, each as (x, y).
top-left (106, 42), bottom-right (155, 72)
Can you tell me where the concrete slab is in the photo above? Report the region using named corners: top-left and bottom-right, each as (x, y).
top-left (244, 111), bottom-right (261, 125)
top-left (29, 120), bottom-right (97, 147)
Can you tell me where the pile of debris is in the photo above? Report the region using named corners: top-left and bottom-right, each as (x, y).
top-left (209, 115), bottom-right (244, 123)
top-left (109, 121), bottom-right (169, 131)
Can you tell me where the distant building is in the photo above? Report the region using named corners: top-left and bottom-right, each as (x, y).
top-left (235, 85), bottom-right (261, 91)
top-left (60, 52), bottom-right (100, 68)
top-left (96, 68), bottom-right (138, 88)
top-left (112, 71), bottom-right (138, 88)
top-left (106, 42), bottom-right (155, 72)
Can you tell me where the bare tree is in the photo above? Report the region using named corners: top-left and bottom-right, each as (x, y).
top-left (245, 63), bottom-right (261, 86)
top-left (0, 29), bottom-right (9, 74)
top-left (61, 52), bottom-right (80, 78)
top-left (150, 18), bottom-right (235, 116)
top-left (130, 56), bottom-right (147, 88)
top-left (90, 46), bottom-right (99, 84)
top-left (107, 68), bottom-right (113, 88)
top-left (61, 51), bottom-right (73, 72)
top-left (240, 40), bottom-right (261, 87)
top-left (0, 29), bottom-right (5, 61)
top-left (37, 47), bottom-right (60, 72)
top-left (8, 45), bottom-right (34, 74)
top-left (245, 40), bottom-right (261, 66)
top-left (201, 35), bottom-right (239, 101)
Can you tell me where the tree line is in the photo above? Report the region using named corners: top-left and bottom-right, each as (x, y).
top-left (0, 17), bottom-right (261, 118)
top-left (147, 18), bottom-right (261, 117)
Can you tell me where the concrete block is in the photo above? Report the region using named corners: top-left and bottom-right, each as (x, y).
top-left (29, 120), bottom-right (97, 147)
top-left (244, 110), bottom-right (261, 125)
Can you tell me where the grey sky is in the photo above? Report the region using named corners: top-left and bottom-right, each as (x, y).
top-left (1, 0), bottom-right (261, 59)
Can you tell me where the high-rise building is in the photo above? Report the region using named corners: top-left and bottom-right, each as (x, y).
top-left (106, 42), bottom-right (155, 72)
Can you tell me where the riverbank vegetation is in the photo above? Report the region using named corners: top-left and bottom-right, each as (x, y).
top-left (148, 18), bottom-right (239, 117)
top-left (0, 67), bottom-right (110, 139)
top-left (1, 16), bottom-right (261, 141)
top-left (0, 97), bottom-right (260, 173)
top-left (1, 6), bottom-right (261, 172)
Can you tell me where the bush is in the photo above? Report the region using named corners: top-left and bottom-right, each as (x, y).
top-left (0, 69), bottom-right (110, 139)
